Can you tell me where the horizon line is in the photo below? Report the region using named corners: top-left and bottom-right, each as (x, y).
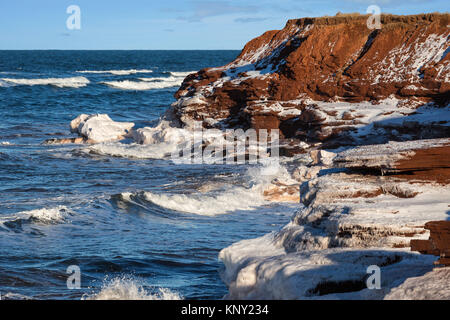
top-left (0, 49), bottom-right (243, 51)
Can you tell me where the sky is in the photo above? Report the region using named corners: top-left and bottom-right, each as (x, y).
top-left (0, 0), bottom-right (448, 49)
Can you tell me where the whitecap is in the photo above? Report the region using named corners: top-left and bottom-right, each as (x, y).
top-left (137, 186), bottom-right (266, 216)
top-left (76, 69), bottom-right (153, 75)
top-left (0, 206), bottom-right (73, 228)
top-left (138, 76), bottom-right (181, 82)
top-left (0, 292), bottom-right (33, 300)
top-left (169, 71), bottom-right (196, 77)
top-left (101, 79), bottom-right (182, 90)
top-left (0, 76), bottom-right (90, 88)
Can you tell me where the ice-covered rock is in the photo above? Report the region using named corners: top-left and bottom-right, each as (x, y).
top-left (384, 268), bottom-right (450, 300)
top-left (220, 243), bottom-right (437, 299)
top-left (309, 150), bottom-right (336, 166)
top-left (132, 122), bottom-right (187, 145)
top-left (333, 138), bottom-right (450, 170)
top-left (219, 138), bottom-right (450, 299)
top-left (70, 114), bottom-right (89, 133)
top-left (70, 114), bottom-right (134, 143)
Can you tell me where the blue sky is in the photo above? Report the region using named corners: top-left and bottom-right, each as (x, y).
top-left (0, 0), bottom-right (448, 49)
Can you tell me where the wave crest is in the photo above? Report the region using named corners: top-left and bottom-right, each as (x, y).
top-left (169, 71), bottom-right (196, 77)
top-left (102, 79), bottom-right (182, 91)
top-left (83, 276), bottom-right (183, 300)
top-left (0, 76), bottom-right (90, 88)
top-left (117, 161), bottom-right (291, 216)
top-left (77, 69), bottom-right (153, 75)
top-left (0, 206), bottom-right (73, 231)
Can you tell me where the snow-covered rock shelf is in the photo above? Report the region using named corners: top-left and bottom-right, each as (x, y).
top-left (219, 138), bottom-right (450, 299)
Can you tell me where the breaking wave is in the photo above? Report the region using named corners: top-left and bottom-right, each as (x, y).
top-left (169, 71), bottom-right (196, 77)
top-left (82, 276), bottom-right (183, 300)
top-left (79, 116), bottom-right (291, 216)
top-left (127, 187), bottom-right (266, 216)
top-left (0, 292), bottom-right (33, 300)
top-left (0, 206), bottom-right (73, 230)
top-left (0, 76), bottom-right (90, 88)
top-left (101, 72), bottom-right (192, 91)
top-left (116, 160), bottom-right (290, 216)
top-left (139, 76), bottom-right (181, 82)
top-left (76, 69), bottom-right (153, 75)
top-left (102, 79), bottom-right (182, 90)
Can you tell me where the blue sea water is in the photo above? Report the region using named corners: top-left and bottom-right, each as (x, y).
top-left (0, 51), bottom-right (296, 299)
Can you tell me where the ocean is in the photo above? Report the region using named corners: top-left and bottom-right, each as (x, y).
top-left (0, 50), bottom-right (297, 299)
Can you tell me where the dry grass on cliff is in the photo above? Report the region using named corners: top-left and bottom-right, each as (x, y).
top-left (335, 12), bottom-right (362, 18)
top-left (294, 12), bottom-right (449, 27)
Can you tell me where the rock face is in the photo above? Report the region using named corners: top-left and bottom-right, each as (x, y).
top-left (411, 221), bottom-right (450, 266)
top-left (334, 138), bottom-right (450, 182)
top-left (173, 13), bottom-right (449, 145)
top-left (164, 13), bottom-right (449, 300)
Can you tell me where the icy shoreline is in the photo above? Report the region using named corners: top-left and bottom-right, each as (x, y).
top-left (45, 101), bottom-right (449, 300)
top-left (219, 138), bottom-right (450, 299)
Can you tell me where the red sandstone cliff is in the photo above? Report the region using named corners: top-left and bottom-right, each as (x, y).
top-left (168, 14), bottom-right (450, 295)
top-left (172, 13), bottom-right (449, 145)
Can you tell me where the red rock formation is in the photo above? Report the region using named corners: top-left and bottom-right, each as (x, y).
top-left (393, 145), bottom-right (450, 184)
top-left (173, 13), bottom-right (449, 144)
top-left (411, 221), bottom-right (450, 266)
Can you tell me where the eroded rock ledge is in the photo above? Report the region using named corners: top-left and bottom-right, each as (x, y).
top-left (219, 138), bottom-right (450, 299)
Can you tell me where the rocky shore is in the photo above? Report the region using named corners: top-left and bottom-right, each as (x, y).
top-left (47, 13), bottom-right (449, 299)
top-left (204, 13), bottom-right (448, 299)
